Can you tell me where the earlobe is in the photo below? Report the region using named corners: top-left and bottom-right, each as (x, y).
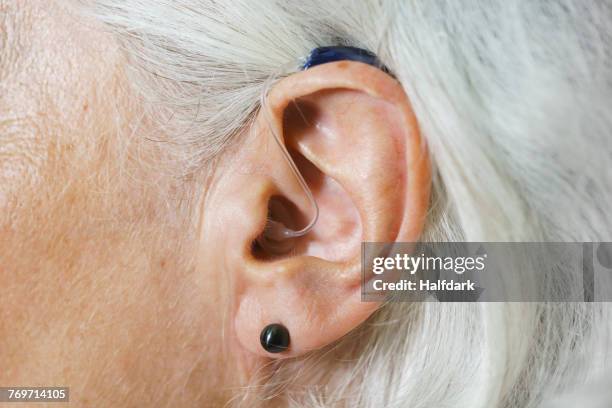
top-left (223, 61), bottom-right (430, 358)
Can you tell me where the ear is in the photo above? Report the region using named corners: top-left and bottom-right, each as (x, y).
top-left (201, 61), bottom-right (430, 359)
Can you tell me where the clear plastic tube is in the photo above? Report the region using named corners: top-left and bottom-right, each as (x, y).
top-left (258, 61), bottom-right (319, 240)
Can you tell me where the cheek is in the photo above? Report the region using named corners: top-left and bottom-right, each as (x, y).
top-left (0, 1), bottom-right (122, 212)
top-left (0, 3), bottom-right (213, 404)
top-left (0, 0), bottom-right (134, 298)
top-left (0, 4), bottom-right (238, 405)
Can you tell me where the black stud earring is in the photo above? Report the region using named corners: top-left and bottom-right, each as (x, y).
top-left (260, 323), bottom-right (290, 353)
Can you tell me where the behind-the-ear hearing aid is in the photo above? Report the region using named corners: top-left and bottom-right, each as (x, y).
top-left (255, 46), bottom-right (390, 255)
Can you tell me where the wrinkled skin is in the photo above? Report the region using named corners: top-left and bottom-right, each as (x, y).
top-left (0, 2), bottom-right (241, 406)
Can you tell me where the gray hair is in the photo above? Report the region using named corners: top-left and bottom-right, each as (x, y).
top-left (78, 1), bottom-right (612, 407)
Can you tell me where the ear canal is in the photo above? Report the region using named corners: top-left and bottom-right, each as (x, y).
top-left (256, 219), bottom-right (295, 255)
top-left (255, 198), bottom-right (298, 255)
top-left (262, 219), bottom-right (293, 241)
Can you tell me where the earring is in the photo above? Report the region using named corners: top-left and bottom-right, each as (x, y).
top-left (260, 323), bottom-right (290, 353)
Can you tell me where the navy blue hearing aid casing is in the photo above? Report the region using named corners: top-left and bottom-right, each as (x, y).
top-left (302, 46), bottom-right (390, 74)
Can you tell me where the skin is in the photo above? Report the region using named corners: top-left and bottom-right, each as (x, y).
top-left (1, 2), bottom-right (237, 406)
top-left (0, 1), bottom-right (430, 406)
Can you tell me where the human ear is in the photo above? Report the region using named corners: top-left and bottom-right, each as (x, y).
top-left (200, 61), bottom-right (430, 358)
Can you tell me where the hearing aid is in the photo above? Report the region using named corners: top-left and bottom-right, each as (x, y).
top-left (255, 46), bottom-right (390, 255)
